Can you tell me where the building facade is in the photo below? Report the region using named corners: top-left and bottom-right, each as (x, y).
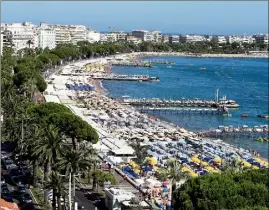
top-left (169, 35), bottom-right (180, 44)
top-left (227, 36), bottom-right (254, 44)
top-left (212, 36), bottom-right (227, 44)
top-left (105, 188), bottom-right (136, 210)
top-left (38, 28), bottom-right (56, 49)
top-left (253, 34), bottom-right (269, 44)
top-left (0, 33), bottom-right (3, 55)
top-left (86, 30), bottom-right (101, 43)
top-left (2, 22), bottom-right (38, 52)
top-left (180, 35), bottom-right (206, 43)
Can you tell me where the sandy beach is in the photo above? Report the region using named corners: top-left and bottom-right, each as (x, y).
top-left (44, 54), bottom-right (268, 183)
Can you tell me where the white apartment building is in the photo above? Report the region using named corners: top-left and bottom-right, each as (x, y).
top-left (40, 23), bottom-right (87, 45)
top-left (212, 36), bottom-right (227, 44)
top-left (0, 33), bottom-right (3, 55)
top-left (132, 30), bottom-right (161, 42)
top-left (105, 187), bottom-right (136, 210)
top-left (69, 25), bottom-right (87, 44)
top-left (38, 28), bottom-right (56, 49)
top-left (116, 32), bottom-right (127, 41)
top-left (103, 33), bottom-right (117, 42)
top-left (2, 22), bottom-right (38, 52)
top-left (227, 36), bottom-right (254, 44)
top-left (86, 30), bottom-right (101, 43)
top-left (180, 35), bottom-right (206, 43)
top-left (126, 35), bottom-right (142, 44)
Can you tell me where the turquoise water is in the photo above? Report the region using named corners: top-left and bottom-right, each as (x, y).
top-left (103, 56), bottom-right (269, 157)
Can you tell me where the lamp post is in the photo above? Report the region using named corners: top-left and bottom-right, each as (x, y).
top-left (60, 173), bottom-right (72, 210)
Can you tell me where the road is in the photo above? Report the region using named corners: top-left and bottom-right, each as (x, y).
top-left (75, 191), bottom-right (97, 210)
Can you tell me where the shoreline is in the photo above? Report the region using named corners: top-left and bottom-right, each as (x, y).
top-left (46, 55), bottom-right (268, 164)
top-left (91, 54), bottom-right (268, 160)
top-left (131, 51), bottom-right (269, 59)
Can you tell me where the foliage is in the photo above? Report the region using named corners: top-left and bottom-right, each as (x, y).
top-left (130, 140), bottom-right (149, 167)
top-left (173, 169), bottom-right (269, 210)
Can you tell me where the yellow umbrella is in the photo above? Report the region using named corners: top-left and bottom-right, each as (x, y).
top-left (262, 161), bottom-right (268, 167)
top-left (182, 166), bottom-right (191, 172)
top-left (147, 157), bottom-right (158, 166)
top-left (254, 157), bottom-right (262, 163)
top-left (189, 171), bottom-right (198, 177)
top-left (201, 161), bottom-right (208, 166)
top-left (252, 165), bottom-right (259, 169)
top-left (205, 166), bottom-right (214, 172)
top-left (213, 157), bottom-right (222, 163)
top-left (242, 161), bottom-right (251, 168)
top-left (191, 156), bottom-right (201, 164)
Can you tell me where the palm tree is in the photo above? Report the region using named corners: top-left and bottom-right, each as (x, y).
top-left (57, 142), bottom-right (98, 199)
top-left (26, 40), bottom-right (34, 48)
top-left (33, 124), bottom-right (64, 203)
top-left (21, 123), bottom-right (44, 187)
top-left (130, 140), bottom-right (149, 174)
top-left (165, 159), bottom-right (189, 206)
top-left (44, 171), bottom-right (67, 210)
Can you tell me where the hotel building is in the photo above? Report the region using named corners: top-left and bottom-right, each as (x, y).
top-left (38, 28), bottom-right (56, 49)
top-left (2, 22), bottom-right (38, 52)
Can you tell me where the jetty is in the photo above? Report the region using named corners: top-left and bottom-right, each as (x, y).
top-left (199, 125), bottom-right (269, 138)
top-left (91, 74), bottom-right (160, 82)
top-left (120, 97), bottom-right (239, 109)
top-left (138, 107), bottom-right (229, 115)
top-left (111, 61), bottom-right (152, 68)
top-left (145, 59), bottom-right (176, 65)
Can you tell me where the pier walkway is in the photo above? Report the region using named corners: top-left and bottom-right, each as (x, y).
top-left (111, 62), bottom-right (152, 68)
top-left (199, 125), bottom-right (268, 138)
top-left (91, 74), bottom-right (160, 82)
top-left (138, 107), bottom-right (228, 115)
top-left (120, 98), bottom-right (239, 108)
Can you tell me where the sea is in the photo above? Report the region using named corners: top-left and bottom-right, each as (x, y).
top-left (102, 56), bottom-right (269, 158)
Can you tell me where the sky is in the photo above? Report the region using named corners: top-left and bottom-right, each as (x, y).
top-left (1, 1), bottom-right (268, 35)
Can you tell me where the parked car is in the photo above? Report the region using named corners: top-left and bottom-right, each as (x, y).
top-left (17, 184), bottom-right (27, 193)
top-left (1, 192), bottom-right (13, 202)
top-left (77, 203), bottom-right (85, 210)
top-left (19, 193), bottom-right (33, 204)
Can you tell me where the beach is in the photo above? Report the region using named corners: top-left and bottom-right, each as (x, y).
top-left (44, 54), bottom-right (268, 184)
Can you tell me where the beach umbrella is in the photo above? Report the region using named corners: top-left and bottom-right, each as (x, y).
top-left (252, 165), bottom-right (259, 170)
top-left (147, 157), bottom-right (158, 166)
top-left (191, 156), bottom-right (201, 164)
top-left (213, 156), bottom-right (222, 163)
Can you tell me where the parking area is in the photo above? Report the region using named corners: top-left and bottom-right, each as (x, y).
top-left (1, 143), bottom-right (37, 210)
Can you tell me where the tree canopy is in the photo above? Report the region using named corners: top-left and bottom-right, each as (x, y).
top-left (173, 169), bottom-right (269, 210)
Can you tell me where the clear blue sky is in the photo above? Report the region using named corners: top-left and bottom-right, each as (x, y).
top-left (2, 1), bottom-right (268, 35)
